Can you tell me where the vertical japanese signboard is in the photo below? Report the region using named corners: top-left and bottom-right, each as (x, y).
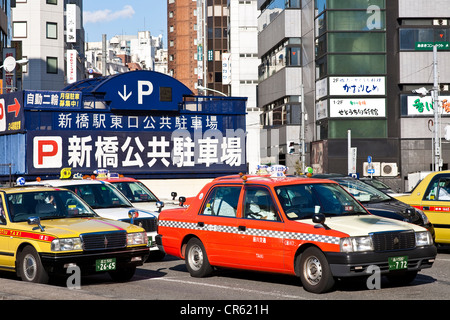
top-left (66, 4), bottom-right (77, 43)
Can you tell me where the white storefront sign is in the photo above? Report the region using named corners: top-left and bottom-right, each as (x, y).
top-left (330, 98), bottom-right (386, 118)
top-left (329, 76), bottom-right (385, 96)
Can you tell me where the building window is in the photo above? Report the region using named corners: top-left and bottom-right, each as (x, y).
top-left (327, 10), bottom-right (386, 31)
top-left (47, 57), bottom-right (58, 74)
top-left (399, 28), bottom-right (449, 50)
top-left (328, 32), bottom-right (386, 53)
top-left (328, 54), bottom-right (385, 75)
top-left (13, 22), bottom-right (27, 38)
top-left (46, 22), bottom-right (57, 39)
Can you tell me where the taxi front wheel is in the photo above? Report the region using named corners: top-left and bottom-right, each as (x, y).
top-left (297, 247), bottom-right (335, 294)
top-left (185, 238), bottom-right (213, 278)
top-left (17, 246), bottom-right (49, 284)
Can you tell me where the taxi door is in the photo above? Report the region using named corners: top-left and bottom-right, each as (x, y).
top-left (195, 185), bottom-right (243, 265)
top-left (236, 186), bottom-right (285, 272)
top-left (419, 175), bottom-right (450, 243)
top-left (0, 194), bottom-right (14, 270)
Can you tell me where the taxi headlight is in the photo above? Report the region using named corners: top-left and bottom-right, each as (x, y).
top-left (340, 236), bottom-right (373, 253)
top-left (51, 238), bottom-right (82, 251)
top-left (415, 231), bottom-right (433, 246)
top-left (127, 232), bottom-right (148, 246)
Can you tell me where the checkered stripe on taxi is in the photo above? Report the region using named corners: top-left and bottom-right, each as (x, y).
top-left (158, 220), bottom-right (340, 245)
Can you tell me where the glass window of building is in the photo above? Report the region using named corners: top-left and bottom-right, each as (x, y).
top-left (46, 57), bottom-right (58, 74)
top-left (328, 32), bottom-right (386, 53)
top-left (46, 22), bottom-right (57, 39)
top-left (327, 0), bottom-right (385, 10)
top-left (13, 21), bottom-right (27, 38)
top-left (399, 28), bottom-right (450, 50)
top-left (328, 119), bottom-right (387, 139)
top-left (328, 54), bottom-right (386, 75)
top-left (327, 11), bottom-right (385, 31)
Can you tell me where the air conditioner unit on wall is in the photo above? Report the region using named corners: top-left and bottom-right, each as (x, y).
top-left (381, 162), bottom-right (398, 177)
top-left (363, 162), bottom-right (381, 177)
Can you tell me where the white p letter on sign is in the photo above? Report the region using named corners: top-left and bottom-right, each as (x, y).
top-left (138, 81), bottom-right (153, 104)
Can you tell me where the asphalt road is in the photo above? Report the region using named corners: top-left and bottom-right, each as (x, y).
top-left (1, 250), bottom-right (450, 302)
top-left (1, 250), bottom-right (449, 318)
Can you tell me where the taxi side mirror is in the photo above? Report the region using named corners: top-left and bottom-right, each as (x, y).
top-left (28, 216), bottom-right (45, 232)
top-left (171, 192), bottom-right (177, 200)
top-left (179, 196), bottom-right (186, 206)
top-left (156, 201), bottom-right (164, 213)
top-left (312, 213), bottom-right (330, 230)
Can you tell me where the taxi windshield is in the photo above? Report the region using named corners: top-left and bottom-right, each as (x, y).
top-left (275, 183), bottom-right (368, 220)
top-left (110, 181), bottom-right (159, 203)
top-left (64, 183), bottom-right (133, 209)
top-left (7, 190), bottom-right (97, 222)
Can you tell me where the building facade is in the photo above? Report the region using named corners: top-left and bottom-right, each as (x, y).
top-left (11, 0), bottom-right (85, 90)
top-left (257, 0), bottom-right (305, 173)
top-left (257, 0), bottom-right (450, 191)
top-left (167, 0), bottom-right (198, 93)
top-left (0, 0), bottom-right (12, 59)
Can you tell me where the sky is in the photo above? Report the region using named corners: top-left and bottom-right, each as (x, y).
top-left (83, 0), bottom-right (167, 45)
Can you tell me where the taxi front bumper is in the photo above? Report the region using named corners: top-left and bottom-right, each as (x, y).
top-left (325, 245), bottom-right (437, 277)
top-left (38, 246), bottom-right (150, 275)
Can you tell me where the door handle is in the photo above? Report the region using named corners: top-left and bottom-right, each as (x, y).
top-left (238, 225), bottom-right (246, 231)
top-left (197, 222), bottom-right (205, 227)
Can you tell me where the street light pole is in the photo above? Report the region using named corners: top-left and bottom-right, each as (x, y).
top-left (300, 84), bottom-right (305, 173)
top-left (432, 44), bottom-right (442, 171)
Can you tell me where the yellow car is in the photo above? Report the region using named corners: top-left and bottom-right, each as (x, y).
top-left (396, 170), bottom-right (450, 244)
top-left (0, 186), bottom-right (149, 283)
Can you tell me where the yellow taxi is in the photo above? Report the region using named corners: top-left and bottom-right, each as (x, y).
top-left (396, 170), bottom-right (450, 244)
top-left (0, 185), bottom-right (149, 283)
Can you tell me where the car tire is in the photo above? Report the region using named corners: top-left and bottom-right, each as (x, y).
top-left (185, 238), bottom-right (213, 278)
top-left (17, 246), bottom-right (49, 284)
top-left (297, 247), bottom-right (335, 294)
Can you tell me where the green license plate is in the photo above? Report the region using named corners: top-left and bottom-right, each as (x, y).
top-left (388, 256), bottom-right (408, 271)
top-left (96, 258), bottom-right (116, 272)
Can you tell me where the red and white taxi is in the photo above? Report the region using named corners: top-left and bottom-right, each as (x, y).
top-left (157, 173), bottom-right (436, 293)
